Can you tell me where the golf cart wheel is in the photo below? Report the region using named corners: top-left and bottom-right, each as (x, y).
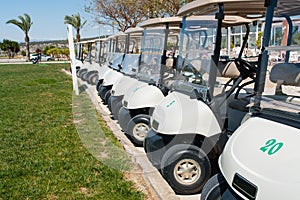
top-left (201, 173), bottom-right (228, 200)
top-left (161, 144), bottom-right (211, 194)
top-left (127, 114), bottom-right (150, 147)
top-left (90, 74), bottom-right (98, 85)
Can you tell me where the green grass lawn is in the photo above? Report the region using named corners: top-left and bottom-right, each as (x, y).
top-left (0, 63), bottom-right (144, 199)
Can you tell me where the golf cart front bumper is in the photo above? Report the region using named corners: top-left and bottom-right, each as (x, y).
top-left (118, 107), bottom-right (132, 132)
top-left (98, 84), bottom-right (113, 100)
top-left (109, 95), bottom-right (123, 113)
top-left (144, 129), bottom-right (174, 169)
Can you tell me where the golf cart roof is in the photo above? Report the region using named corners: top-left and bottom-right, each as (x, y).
top-left (106, 32), bottom-right (126, 40)
top-left (178, 0), bottom-right (300, 17)
top-left (178, 0), bottom-right (265, 17)
top-left (76, 39), bottom-right (96, 44)
top-left (93, 38), bottom-right (107, 42)
top-left (186, 15), bottom-right (252, 27)
top-left (139, 17), bottom-right (182, 28)
top-left (125, 27), bottom-right (143, 34)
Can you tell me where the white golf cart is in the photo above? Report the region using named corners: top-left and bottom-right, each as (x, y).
top-left (144, 7), bottom-right (258, 195)
top-left (200, 0), bottom-right (300, 199)
top-left (98, 27), bottom-right (144, 104)
top-left (77, 39), bottom-right (96, 79)
top-left (95, 33), bottom-right (127, 92)
top-left (117, 17), bottom-right (182, 146)
top-left (71, 40), bottom-right (84, 74)
top-left (107, 27), bottom-right (147, 117)
top-left (84, 38), bottom-right (107, 85)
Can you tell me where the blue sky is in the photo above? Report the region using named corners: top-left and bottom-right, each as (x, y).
top-left (1, 0), bottom-right (109, 42)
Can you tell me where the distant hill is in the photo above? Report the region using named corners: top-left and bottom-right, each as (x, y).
top-left (19, 36), bottom-right (102, 53)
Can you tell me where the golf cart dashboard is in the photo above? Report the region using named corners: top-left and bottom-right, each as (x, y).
top-left (172, 80), bottom-right (210, 102)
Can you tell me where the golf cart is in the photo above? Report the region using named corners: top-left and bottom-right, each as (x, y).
top-left (199, 0), bottom-right (300, 199)
top-left (72, 41), bottom-right (84, 74)
top-left (143, 7), bottom-right (258, 195)
top-left (107, 27), bottom-right (147, 117)
top-left (117, 17), bottom-right (182, 146)
top-left (96, 32), bottom-right (127, 95)
top-left (98, 27), bottom-right (144, 104)
top-left (84, 38), bottom-right (107, 85)
top-left (77, 39), bottom-right (95, 79)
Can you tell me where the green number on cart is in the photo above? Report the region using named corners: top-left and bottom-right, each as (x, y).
top-left (260, 139), bottom-right (284, 155)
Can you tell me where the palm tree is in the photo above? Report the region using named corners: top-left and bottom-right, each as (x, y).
top-left (6, 13), bottom-right (33, 61)
top-left (64, 13), bottom-right (87, 43)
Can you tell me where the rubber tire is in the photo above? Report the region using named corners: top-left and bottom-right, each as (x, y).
top-left (77, 68), bottom-right (87, 78)
top-left (160, 144), bottom-right (211, 195)
top-left (82, 72), bottom-right (89, 81)
top-left (127, 114), bottom-right (150, 147)
top-left (201, 173), bottom-right (228, 200)
top-left (89, 74), bottom-right (98, 85)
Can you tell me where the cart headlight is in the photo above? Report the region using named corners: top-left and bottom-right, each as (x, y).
top-left (152, 120), bottom-right (159, 130)
top-left (232, 173), bottom-right (257, 200)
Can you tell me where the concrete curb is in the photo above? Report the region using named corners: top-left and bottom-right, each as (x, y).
top-left (63, 69), bottom-right (179, 200)
top-left (84, 84), bottom-right (180, 200)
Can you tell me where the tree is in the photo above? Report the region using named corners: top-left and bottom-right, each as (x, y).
top-left (85, 0), bottom-right (193, 32)
top-left (255, 31), bottom-right (263, 49)
top-left (0, 39), bottom-right (20, 58)
top-left (64, 13), bottom-right (87, 43)
top-left (6, 13), bottom-right (32, 61)
top-left (292, 32), bottom-right (300, 45)
top-left (43, 45), bottom-right (56, 55)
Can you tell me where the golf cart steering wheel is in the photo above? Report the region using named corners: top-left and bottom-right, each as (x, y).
top-left (234, 58), bottom-right (257, 79)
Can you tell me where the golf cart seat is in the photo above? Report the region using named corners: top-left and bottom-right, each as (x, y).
top-left (270, 62), bottom-right (300, 86)
top-left (220, 61), bottom-right (240, 78)
top-left (221, 61), bottom-right (253, 111)
top-left (268, 62), bottom-right (300, 104)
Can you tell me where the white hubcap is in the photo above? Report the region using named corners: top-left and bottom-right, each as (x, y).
top-left (132, 123), bottom-right (149, 141)
top-left (174, 159), bottom-right (201, 185)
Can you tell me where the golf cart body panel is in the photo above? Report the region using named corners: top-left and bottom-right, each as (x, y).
top-left (111, 76), bottom-right (147, 96)
top-left (151, 91), bottom-right (221, 136)
top-left (122, 84), bottom-right (165, 109)
top-left (219, 116), bottom-right (300, 200)
top-left (101, 70), bottom-right (124, 86)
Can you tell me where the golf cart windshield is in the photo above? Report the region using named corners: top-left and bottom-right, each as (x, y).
top-left (105, 34), bottom-right (126, 70)
top-left (138, 28), bottom-right (179, 84)
top-left (173, 17), bottom-right (218, 101)
top-left (119, 32), bottom-right (142, 76)
top-left (172, 15), bottom-right (256, 102)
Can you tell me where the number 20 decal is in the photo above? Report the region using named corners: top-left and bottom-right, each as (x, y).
top-left (260, 139), bottom-right (284, 155)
